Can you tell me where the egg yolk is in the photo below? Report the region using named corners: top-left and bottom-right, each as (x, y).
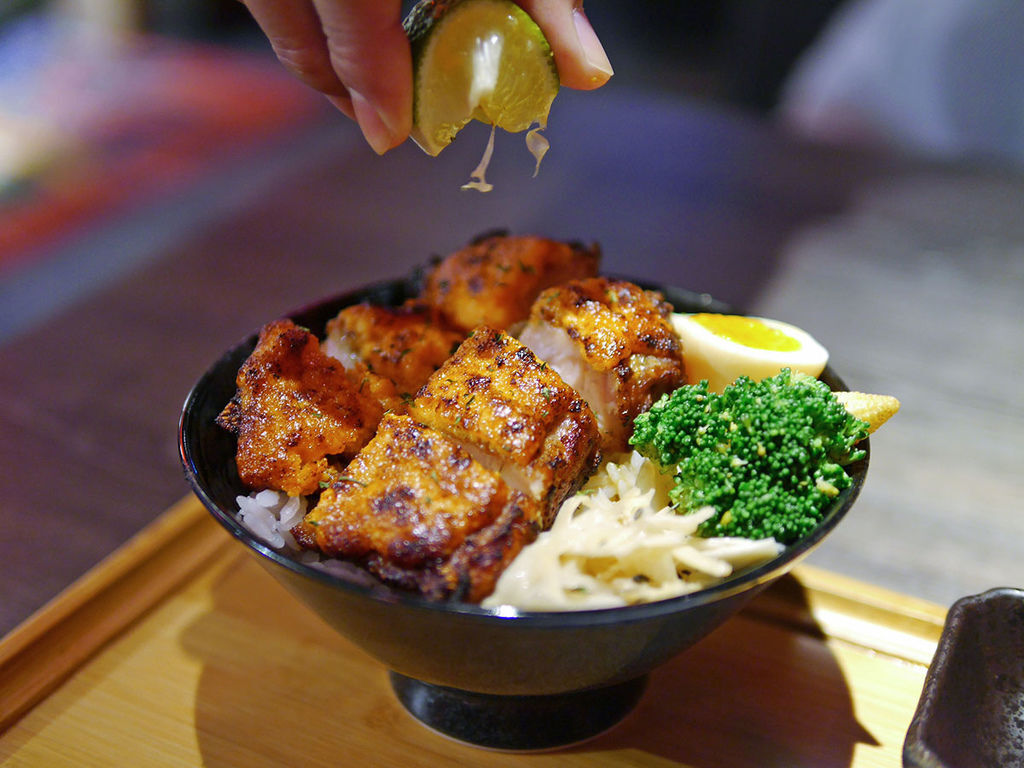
top-left (691, 314), bottom-right (801, 352)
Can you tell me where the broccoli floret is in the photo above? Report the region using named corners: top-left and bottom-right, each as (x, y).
top-left (629, 369), bottom-right (869, 544)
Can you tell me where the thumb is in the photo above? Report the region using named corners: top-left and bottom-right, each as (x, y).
top-left (517, 0), bottom-right (613, 90)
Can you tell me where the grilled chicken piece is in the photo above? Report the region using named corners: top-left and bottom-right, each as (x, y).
top-left (420, 234), bottom-right (601, 333)
top-left (323, 301), bottom-right (465, 401)
top-left (217, 319), bottom-right (383, 496)
top-left (518, 278), bottom-right (686, 452)
top-left (294, 413), bottom-right (540, 602)
top-left (409, 327), bottom-right (601, 524)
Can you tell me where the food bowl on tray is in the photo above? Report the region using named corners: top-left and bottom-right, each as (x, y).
top-left (179, 276), bottom-right (870, 751)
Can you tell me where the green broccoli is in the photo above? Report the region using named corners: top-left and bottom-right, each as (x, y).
top-left (629, 369), bottom-right (869, 544)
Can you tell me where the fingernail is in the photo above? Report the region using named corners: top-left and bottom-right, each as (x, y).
top-left (350, 90), bottom-right (398, 155)
top-left (572, 7), bottom-right (613, 82)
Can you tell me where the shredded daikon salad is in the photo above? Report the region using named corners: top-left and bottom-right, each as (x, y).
top-left (482, 451), bottom-right (784, 612)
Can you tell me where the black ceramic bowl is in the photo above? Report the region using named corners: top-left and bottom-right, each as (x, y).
top-left (903, 588), bottom-right (1024, 768)
top-left (179, 277), bottom-right (870, 751)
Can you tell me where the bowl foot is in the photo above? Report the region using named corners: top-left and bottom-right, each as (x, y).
top-left (389, 671), bottom-right (647, 751)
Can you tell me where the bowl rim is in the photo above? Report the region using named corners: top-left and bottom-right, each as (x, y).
top-left (179, 275), bottom-right (868, 626)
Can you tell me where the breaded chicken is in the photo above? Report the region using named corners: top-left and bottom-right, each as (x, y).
top-left (217, 319), bottom-right (383, 496)
top-left (420, 234), bottom-right (601, 332)
top-left (519, 278), bottom-right (686, 452)
top-left (409, 327), bottom-right (601, 524)
top-left (323, 301), bottom-right (465, 400)
top-left (294, 413), bottom-right (540, 602)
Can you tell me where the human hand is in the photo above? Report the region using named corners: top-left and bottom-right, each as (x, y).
top-left (238, 0), bottom-right (613, 154)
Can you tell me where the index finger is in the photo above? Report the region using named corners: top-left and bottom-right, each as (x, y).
top-left (240, 0), bottom-right (350, 108)
top-left (311, 0), bottom-right (412, 147)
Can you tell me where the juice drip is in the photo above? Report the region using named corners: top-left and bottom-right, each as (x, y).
top-left (461, 123), bottom-right (496, 192)
top-left (526, 126), bottom-right (549, 177)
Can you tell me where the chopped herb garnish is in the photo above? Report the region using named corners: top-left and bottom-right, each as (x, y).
top-left (337, 475), bottom-right (368, 487)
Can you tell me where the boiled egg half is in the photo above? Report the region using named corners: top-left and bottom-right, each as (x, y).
top-left (671, 313), bottom-right (829, 393)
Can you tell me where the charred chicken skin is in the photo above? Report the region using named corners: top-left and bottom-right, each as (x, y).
top-left (519, 277), bottom-right (687, 452)
top-left (323, 301), bottom-right (465, 401)
top-left (420, 233), bottom-right (601, 333)
top-left (294, 413), bottom-right (540, 602)
top-left (216, 319), bottom-right (384, 497)
top-left (409, 327), bottom-right (602, 526)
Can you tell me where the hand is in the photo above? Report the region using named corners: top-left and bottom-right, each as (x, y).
top-left (238, 0), bottom-right (613, 154)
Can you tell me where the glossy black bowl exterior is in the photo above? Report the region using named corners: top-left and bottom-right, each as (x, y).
top-left (179, 278), bottom-right (869, 744)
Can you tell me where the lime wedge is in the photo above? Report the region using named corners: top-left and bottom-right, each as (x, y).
top-left (403, 0), bottom-right (560, 157)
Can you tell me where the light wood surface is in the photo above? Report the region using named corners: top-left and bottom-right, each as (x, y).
top-left (0, 496), bottom-right (947, 768)
top-left (0, 498), bottom-right (231, 734)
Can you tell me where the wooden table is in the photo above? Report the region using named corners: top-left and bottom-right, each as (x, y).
top-left (1, 83), bottom-right (1022, 641)
top-left (0, 495), bottom-right (947, 767)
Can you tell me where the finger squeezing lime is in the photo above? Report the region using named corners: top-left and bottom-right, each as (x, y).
top-left (403, 0), bottom-right (559, 189)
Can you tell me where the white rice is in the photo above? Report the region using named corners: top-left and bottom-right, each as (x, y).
top-left (234, 490), bottom-right (320, 565)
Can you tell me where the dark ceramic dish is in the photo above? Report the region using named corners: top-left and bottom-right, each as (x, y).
top-left (179, 276), bottom-right (870, 751)
top-left (903, 588), bottom-right (1024, 768)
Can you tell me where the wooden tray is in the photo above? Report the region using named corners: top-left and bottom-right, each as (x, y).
top-left (0, 496), bottom-right (947, 767)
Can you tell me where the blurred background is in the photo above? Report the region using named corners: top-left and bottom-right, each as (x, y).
top-left (4, 0), bottom-right (1022, 283)
top-left (3, 0), bottom-right (1021, 295)
top-left (1, 0), bottom-right (1022, 635)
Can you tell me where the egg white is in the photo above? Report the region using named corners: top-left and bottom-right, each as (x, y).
top-left (671, 313), bottom-right (829, 393)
